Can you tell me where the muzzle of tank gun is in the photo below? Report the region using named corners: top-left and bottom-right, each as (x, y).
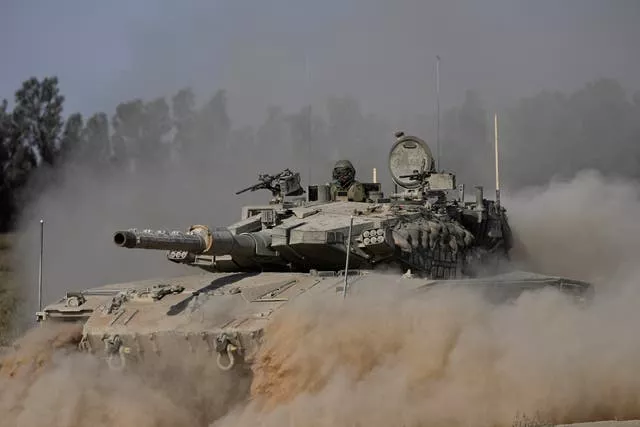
top-left (113, 225), bottom-right (261, 257)
top-left (113, 225), bottom-right (212, 253)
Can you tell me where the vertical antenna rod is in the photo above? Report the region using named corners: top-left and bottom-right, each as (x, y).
top-left (305, 53), bottom-right (312, 187)
top-left (436, 55), bottom-right (441, 171)
top-left (342, 215), bottom-right (354, 299)
top-left (38, 219), bottom-right (44, 311)
top-left (494, 113), bottom-right (501, 206)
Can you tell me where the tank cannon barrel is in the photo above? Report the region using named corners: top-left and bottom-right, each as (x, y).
top-left (113, 225), bottom-right (266, 258)
top-left (114, 229), bottom-right (209, 252)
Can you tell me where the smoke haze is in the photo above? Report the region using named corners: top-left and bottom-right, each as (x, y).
top-left (3, 1), bottom-right (640, 426)
top-left (215, 172), bottom-right (640, 427)
top-left (2, 1), bottom-right (639, 122)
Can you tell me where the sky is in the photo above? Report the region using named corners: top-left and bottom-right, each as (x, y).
top-left (1, 0), bottom-right (639, 126)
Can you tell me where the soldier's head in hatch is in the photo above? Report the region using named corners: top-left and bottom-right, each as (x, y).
top-left (332, 160), bottom-right (356, 188)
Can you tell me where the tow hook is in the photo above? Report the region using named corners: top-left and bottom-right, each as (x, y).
top-left (214, 333), bottom-right (240, 371)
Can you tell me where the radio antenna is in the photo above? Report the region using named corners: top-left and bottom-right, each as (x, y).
top-left (494, 113), bottom-right (501, 206)
top-left (436, 55), bottom-right (441, 171)
top-left (305, 53), bottom-right (312, 187)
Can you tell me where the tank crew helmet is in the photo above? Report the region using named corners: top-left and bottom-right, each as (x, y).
top-left (332, 160), bottom-right (356, 188)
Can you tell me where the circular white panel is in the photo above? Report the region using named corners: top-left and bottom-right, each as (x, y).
top-left (388, 135), bottom-right (434, 189)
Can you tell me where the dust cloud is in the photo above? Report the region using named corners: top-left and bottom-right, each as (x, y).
top-left (505, 170), bottom-right (640, 286)
top-left (3, 1), bottom-right (640, 425)
top-left (0, 321), bottom-right (250, 427)
top-left (1, 170), bottom-right (640, 426)
top-left (212, 170), bottom-right (640, 427)
top-left (219, 285), bottom-right (640, 427)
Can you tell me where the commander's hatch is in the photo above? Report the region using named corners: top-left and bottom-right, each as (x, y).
top-left (389, 133), bottom-right (435, 190)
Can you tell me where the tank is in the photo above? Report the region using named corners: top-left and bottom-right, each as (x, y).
top-left (35, 131), bottom-right (593, 372)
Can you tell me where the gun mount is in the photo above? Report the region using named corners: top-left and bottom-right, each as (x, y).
top-left (36, 130), bottom-right (593, 378)
top-left (234, 168), bottom-right (304, 204)
top-left (399, 167), bottom-right (431, 186)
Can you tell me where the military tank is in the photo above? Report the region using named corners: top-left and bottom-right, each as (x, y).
top-left (35, 131), bottom-right (592, 372)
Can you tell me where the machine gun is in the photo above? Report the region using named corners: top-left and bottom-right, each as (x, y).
top-left (235, 169), bottom-right (305, 201)
top-left (399, 170), bottom-right (431, 186)
top-left (397, 158), bottom-right (451, 207)
top-left (398, 159), bottom-right (432, 191)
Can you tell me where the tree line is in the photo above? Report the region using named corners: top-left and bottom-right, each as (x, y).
top-left (439, 80), bottom-right (640, 192)
top-left (1, 76), bottom-right (639, 232)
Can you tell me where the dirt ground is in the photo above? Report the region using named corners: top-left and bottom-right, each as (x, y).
top-left (560, 422), bottom-right (640, 427)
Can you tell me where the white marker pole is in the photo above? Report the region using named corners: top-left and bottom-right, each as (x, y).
top-left (38, 219), bottom-right (44, 311)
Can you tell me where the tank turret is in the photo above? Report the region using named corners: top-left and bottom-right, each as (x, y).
top-left (111, 132), bottom-right (511, 279)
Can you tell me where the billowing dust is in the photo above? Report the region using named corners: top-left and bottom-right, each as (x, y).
top-left (3, 170), bottom-right (640, 427)
top-left (0, 321), bottom-right (250, 427)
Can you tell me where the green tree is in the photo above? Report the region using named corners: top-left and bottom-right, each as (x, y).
top-left (111, 99), bottom-right (145, 169)
top-left (0, 99), bottom-right (14, 230)
top-left (0, 98), bottom-right (38, 230)
top-left (257, 105), bottom-right (287, 149)
top-left (141, 96), bottom-right (172, 163)
top-left (81, 112), bottom-right (112, 165)
top-left (12, 77), bottom-right (65, 166)
top-left (171, 87), bottom-right (197, 156)
top-left (287, 105), bottom-right (313, 165)
top-left (59, 113), bottom-right (84, 162)
top-left (326, 96), bottom-right (364, 151)
top-left (197, 89), bottom-right (231, 150)
top-left (501, 78), bottom-right (638, 188)
top-left (568, 78), bottom-right (634, 173)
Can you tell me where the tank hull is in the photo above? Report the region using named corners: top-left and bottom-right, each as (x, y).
top-left (37, 269), bottom-right (592, 372)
